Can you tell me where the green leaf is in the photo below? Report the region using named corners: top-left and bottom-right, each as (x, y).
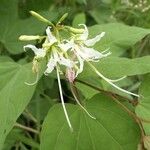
top-left (75, 82), bottom-right (99, 99)
top-left (88, 23), bottom-right (150, 56)
top-left (0, 56), bottom-right (13, 63)
top-left (0, 0), bottom-right (18, 22)
top-left (135, 74), bottom-right (150, 135)
top-left (27, 94), bottom-right (55, 122)
top-left (72, 13), bottom-right (86, 27)
top-left (0, 0), bottom-right (46, 54)
top-left (0, 18), bottom-right (46, 54)
top-left (0, 61), bottom-right (40, 149)
top-left (89, 8), bottom-right (115, 24)
top-left (40, 94), bottom-right (140, 150)
top-left (79, 56), bottom-right (150, 79)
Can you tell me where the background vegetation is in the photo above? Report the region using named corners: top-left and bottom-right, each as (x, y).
top-left (0, 0), bottom-right (150, 149)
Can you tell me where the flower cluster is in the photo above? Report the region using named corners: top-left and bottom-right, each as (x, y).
top-left (21, 25), bottom-right (110, 83)
top-left (19, 11), bottom-right (139, 131)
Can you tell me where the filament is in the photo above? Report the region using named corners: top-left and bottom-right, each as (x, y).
top-left (25, 73), bottom-right (39, 86)
top-left (70, 84), bottom-right (96, 119)
top-left (56, 66), bottom-right (73, 132)
top-left (88, 62), bottom-right (139, 98)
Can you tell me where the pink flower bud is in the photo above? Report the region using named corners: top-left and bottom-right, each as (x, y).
top-left (66, 68), bottom-right (76, 83)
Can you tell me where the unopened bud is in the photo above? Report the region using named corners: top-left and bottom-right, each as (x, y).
top-left (30, 11), bottom-right (54, 26)
top-left (57, 13), bottom-right (68, 25)
top-left (66, 68), bottom-right (76, 83)
top-left (19, 35), bottom-right (42, 41)
top-left (65, 26), bottom-right (84, 34)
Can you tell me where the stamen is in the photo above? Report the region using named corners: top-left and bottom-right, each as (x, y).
top-left (56, 66), bottom-right (73, 132)
top-left (70, 84), bottom-right (96, 119)
top-left (108, 76), bottom-right (127, 82)
top-left (88, 62), bottom-right (139, 98)
top-left (25, 73), bottom-right (39, 86)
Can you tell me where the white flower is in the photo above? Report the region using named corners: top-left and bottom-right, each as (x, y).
top-left (75, 24), bottom-right (110, 61)
top-left (44, 49), bottom-right (75, 75)
top-left (58, 24), bottom-right (110, 76)
top-left (24, 44), bottom-right (46, 58)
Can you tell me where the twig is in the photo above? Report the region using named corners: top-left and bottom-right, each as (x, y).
top-left (75, 79), bottom-right (150, 138)
top-left (15, 123), bottom-right (39, 134)
top-left (110, 94), bottom-right (145, 137)
top-left (23, 109), bottom-right (38, 123)
top-left (76, 79), bottom-right (150, 123)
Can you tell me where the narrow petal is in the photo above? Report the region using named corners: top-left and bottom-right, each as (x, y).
top-left (78, 46), bottom-right (100, 60)
top-left (79, 46), bottom-right (110, 61)
top-left (101, 49), bottom-right (111, 56)
top-left (75, 53), bottom-right (84, 77)
top-left (58, 42), bottom-right (72, 52)
top-left (44, 58), bottom-right (56, 75)
top-left (84, 32), bottom-right (105, 46)
top-left (24, 44), bottom-right (46, 58)
top-left (59, 56), bottom-right (75, 68)
top-left (53, 50), bottom-right (60, 62)
top-left (78, 24), bottom-right (89, 41)
top-left (46, 27), bottom-right (57, 45)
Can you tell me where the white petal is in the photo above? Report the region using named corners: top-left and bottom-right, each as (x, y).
top-left (78, 24), bottom-right (89, 41)
top-left (75, 54), bottom-right (84, 77)
top-left (44, 58), bottom-right (56, 75)
top-left (84, 32), bottom-right (105, 46)
top-left (24, 44), bottom-right (46, 58)
top-left (53, 50), bottom-right (60, 62)
top-left (58, 42), bottom-right (72, 52)
top-left (79, 46), bottom-right (109, 60)
top-left (46, 27), bottom-right (57, 45)
top-left (59, 56), bottom-right (74, 68)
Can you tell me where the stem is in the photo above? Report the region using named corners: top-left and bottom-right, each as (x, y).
top-left (76, 79), bottom-right (150, 123)
top-left (76, 79), bottom-right (148, 137)
top-left (56, 66), bottom-right (73, 131)
top-left (24, 109), bottom-right (38, 123)
top-left (76, 79), bottom-right (136, 104)
top-left (109, 95), bottom-right (145, 137)
top-left (15, 123), bottom-right (39, 134)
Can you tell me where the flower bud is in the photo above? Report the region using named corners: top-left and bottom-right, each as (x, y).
top-left (30, 11), bottom-right (53, 26)
top-left (65, 26), bottom-right (84, 34)
top-left (66, 68), bottom-right (76, 83)
top-left (57, 13), bottom-right (68, 24)
top-left (19, 35), bottom-right (41, 41)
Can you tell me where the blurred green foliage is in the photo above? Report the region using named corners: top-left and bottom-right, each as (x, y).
top-left (0, 0), bottom-right (150, 149)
